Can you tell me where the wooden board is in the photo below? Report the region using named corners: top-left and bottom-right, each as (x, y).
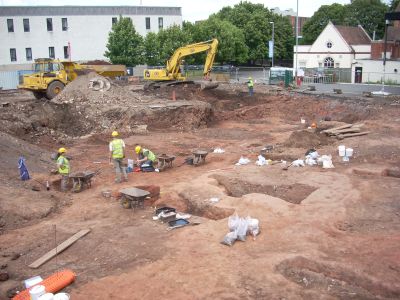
top-left (29, 229), bottom-right (91, 269)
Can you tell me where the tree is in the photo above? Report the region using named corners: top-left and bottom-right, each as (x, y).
top-left (345, 0), bottom-right (389, 39)
top-left (215, 1), bottom-right (294, 62)
top-left (186, 17), bottom-right (248, 64)
top-left (389, 0), bottom-right (400, 11)
top-left (105, 17), bottom-right (144, 66)
top-left (157, 25), bottom-right (192, 64)
top-left (302, 4), bottom-right (347, 44)
top-left (144, 32), bottom-right (161, 65)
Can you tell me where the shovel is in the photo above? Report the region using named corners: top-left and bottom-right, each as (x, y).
top-left (282, 162), bottom-right (293, 171)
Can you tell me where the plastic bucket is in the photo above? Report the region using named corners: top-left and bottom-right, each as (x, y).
top-left (338, 145), bottom-right (346, 157)
top-left (29, 285), bottom-right (46, 300)
top-left (39, 293), bottom-right (54, 300)
top-left (346, 148), bottom-right (353, 157)
top-left (54, 293), bottom-right (70, 300)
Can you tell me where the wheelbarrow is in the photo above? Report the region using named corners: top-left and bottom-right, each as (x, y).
top-left (69, 171), bottom-right (95, 193)
top-left (192, 150), bottom-right (208, 166)
top-left (120, 187), bottom-right (150, 210)
top-left (157, 154), bottom-right (175, 172)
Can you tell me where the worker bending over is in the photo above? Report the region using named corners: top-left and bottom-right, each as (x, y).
top-left (135, 145), bottom-right (157, 171)
top-left (109, 131), bottom-right (128, 183)
top-left (247, 77), bottom-right (254, 96)
top-left (57, 147), bottom-right (70, 192)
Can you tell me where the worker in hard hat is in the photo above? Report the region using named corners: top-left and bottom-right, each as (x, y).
top-left (109, 131), bottom-right (128, 183)
top-left (56, 147), bottom-right (70, 192)
top-left (247, 77), bottom-right (254, 96)
top-left (135, 145), bottom-right (157, 171)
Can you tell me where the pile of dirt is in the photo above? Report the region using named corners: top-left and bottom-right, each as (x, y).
top-left (284, 130), bottom-right (333, 148)
top-left (50, 73), bottom-right (213, 134)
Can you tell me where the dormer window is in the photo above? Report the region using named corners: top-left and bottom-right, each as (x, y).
top-left (327, 42), bottom-right (333, 49)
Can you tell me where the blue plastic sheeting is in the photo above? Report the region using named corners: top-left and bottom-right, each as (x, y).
top-left (0, 70), bottom-right (34, 90)
top-left (18, 156), bottom-right (30, 181)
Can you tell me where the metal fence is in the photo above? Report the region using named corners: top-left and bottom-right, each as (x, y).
top-left (0, 70), bottom-right (35, 90)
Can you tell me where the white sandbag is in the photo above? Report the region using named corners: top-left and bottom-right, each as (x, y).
top-left (237, 218), bottom-right (249, 241)
top-left (221, 230), bottom-right (238, 246)
top-left (292, 159), bottom-right (305, 167)
top-left (228, 212), bottom-right (240, 231)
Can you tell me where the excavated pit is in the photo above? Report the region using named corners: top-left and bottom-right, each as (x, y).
top-left (213, 175), bottom-right (317, 204)
top-left (276, 256), bottom-right (400, 299)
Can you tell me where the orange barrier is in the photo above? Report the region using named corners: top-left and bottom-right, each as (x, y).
top-left (13, 269), bottom-right (75, 300)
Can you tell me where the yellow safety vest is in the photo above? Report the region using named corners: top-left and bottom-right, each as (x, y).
top-left (247, 79), bottom-right (254, 88)
top-left (143, 148), bottom-right (156, 162)
top-left (111, 139), bottom-right (124, 159)
top-left (57, 155), bottom-right (70, 175)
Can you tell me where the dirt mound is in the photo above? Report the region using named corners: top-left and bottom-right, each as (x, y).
top-left (284, 130), bottom-right (333, 148)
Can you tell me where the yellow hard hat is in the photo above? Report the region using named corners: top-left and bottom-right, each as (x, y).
top-left (112, 131), bottom-right (119, 137)
top-left (135, 146), bottom-right (141, 154)
top-left (58, 147), bottom-right (67, 153)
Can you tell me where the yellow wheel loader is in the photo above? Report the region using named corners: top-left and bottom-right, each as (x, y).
top-left (18, 58), bottom-right (126, 100)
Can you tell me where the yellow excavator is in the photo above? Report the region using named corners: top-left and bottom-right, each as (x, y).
top-left (143, 39), bottom-right (219, 89)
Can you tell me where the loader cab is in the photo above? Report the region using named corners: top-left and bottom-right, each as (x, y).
top-left (33, 58), bottom-right (62, 76)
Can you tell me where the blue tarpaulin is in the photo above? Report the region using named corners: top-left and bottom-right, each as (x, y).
top-left (18, 156), bottom-right (30, 181)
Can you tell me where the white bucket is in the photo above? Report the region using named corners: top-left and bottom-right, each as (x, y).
top-left (29, 285), bottom-right (46, 300)
top-left (346, 148), bottom-right (353, 157)
top-left (54, 293), bottom-right (70, 300)
top-left (338, 145), bottom-right (346, 157)
top-left (38, 293), bottom-right (54, 300)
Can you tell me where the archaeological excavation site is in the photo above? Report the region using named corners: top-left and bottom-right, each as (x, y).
top-left (0, 73), bottom-right (400, 300)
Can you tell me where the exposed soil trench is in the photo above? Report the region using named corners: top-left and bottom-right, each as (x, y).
top-left (212, 175), bottom-right (317, 204)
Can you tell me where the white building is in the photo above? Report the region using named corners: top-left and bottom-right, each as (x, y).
top-left (294, 21), bottom-right (371, 70)
top-left (0, 6), bottom-right (182, 70)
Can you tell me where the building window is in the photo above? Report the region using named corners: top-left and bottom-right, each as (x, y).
top-left (112, 17), bottom-right (118, 25)
top-left (26, 48), bottom-right (32, 61)
top-left (23, 18), bottom-right (30, 32)
top-left (327, 41), bottom-right (332, 48)
top-left (64, 46), bottom-right (69, 59)
top-left (145, 17), bottom-right (151, 30)
top-left (62, 18), bottom-right (68, 31)
top-left (49, 47), bottom-right (55, 59)
top-left (47, 18), bottom-right (53, 31)
top-left (10, 48), bottom-right (17, 62)
top-left (7, 19), bottom-right (14, 32)
top-left (324, 57), bottom-right (334, 68)
top-left (158, 17), bottom-right (163, 29)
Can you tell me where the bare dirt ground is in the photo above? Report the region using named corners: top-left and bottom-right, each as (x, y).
top-left (0, 82), bottom-right (400, 299)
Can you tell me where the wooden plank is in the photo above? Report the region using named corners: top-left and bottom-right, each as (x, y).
top-left (328, 127), bottom-right (361, 135)
top-left (29, 229), bottom-right (91, 269)
top-left (322, 124), bottom-right (353, 133)
top-left (337, 131), bottom-right (370, 140)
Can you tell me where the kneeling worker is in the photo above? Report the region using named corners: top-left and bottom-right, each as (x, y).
top-left (57, 147), bottom-right (70, 192)
top-left (135, 145), bottom-right (157, 170)
top-left (109, 131), bottom-right (128, 183)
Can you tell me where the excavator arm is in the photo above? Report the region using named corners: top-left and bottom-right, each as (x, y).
top-left (144, 39), bottom-right (219, 81)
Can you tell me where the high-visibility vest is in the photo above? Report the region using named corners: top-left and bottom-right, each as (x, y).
top-left (111, 139), bottom-right (124, 159)
top-left (247, 79), bottom-right (254, 88)
top-left (143, 148), bottom-right (156, 162)
top-left (57, 155), bottom-right (70, 175)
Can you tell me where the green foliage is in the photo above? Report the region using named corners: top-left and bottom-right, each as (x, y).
top-left (302, 4), bottom-right (347, 44)
top-left (157, 25), bottom-right (192, 64)
top-left (389, 0), bottom-right (400, 11)
top-left (214, 1), bottom-right (294, 61)
top-left (188, 17), bottom-right (248, 64)
top-left (143, 32), bottom-right (161, 66)
top-left (105, 17), bottom-right (144, 66)
top-left (344, 0), bottom-right (389, 39)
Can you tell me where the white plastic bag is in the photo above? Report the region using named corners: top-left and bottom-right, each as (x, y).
top-left (213, 148), bottom-right (225, 153)
top-left (228, 212), bottom-right (240, 231)
top-left (305, 156), bottom-right (317, 166)
top-left (255, 155), bottom-right (267, 166)
top-left (246, 217), bottom-right (260, 237)
top-left (236, 218), bottom-right (249, 241)
top-left (292, 159), bottom-right (305, 167)
top-left (236, 156), bottom-right (251, 165)
top-left (221, 230), bottom-right (238, 246)
top-left (318, 155), bottom-right (334, 169)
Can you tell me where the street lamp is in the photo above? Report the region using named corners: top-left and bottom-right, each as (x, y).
top-left (269, 21), bottom-right (274, 67)
top-left (295, 0), bottom-right (299, 85)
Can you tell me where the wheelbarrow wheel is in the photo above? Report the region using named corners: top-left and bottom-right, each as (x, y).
top-left (120, 196), bottom-right (131, 209)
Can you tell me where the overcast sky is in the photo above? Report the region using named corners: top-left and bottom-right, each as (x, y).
top-left (0, 0), bottom-right (367, 21)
